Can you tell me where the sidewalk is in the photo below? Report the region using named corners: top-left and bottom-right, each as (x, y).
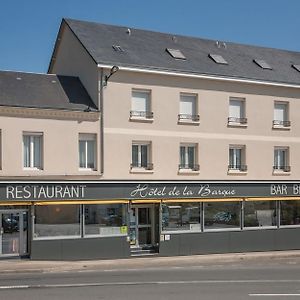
top-left (1, 250), bottom-right (300, 274)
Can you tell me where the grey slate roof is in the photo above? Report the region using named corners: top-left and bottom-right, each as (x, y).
top-left (0, 71), bottom-right (97, 111)
top-left (63, 18), bottom-right (300, 86)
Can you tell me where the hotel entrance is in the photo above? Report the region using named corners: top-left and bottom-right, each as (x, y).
top-left (0, 210), bottom-right (28, 257)
top-left (129, 204), bottom-right (159, 253)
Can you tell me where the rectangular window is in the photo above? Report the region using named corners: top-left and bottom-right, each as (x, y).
top-left (130, 90), bottom-right (153, 119)
top-left (179, 144), bottom-right (199, 171)
top-left (84, 204), bottom-right (127, 236)
top-left (244, 201), bottom-right (277, 228)
top-left (280, 200), bottom-right (300, 226)
top-left (179, 94), bottom-right (199, 122)
top-left (34, 205), bottom-right (80, 239)
top-left (79, 134), bottom-right (96, 170)
top-left (229, 146), bottom-right (247, 171)
top-left (228, 98), bottom-right (247, 125)
top-left (162, 203), bottom-right (201, 232)
top-left (273, 102), bottom-right (290, 127)
top-left (131, 142), bottom-right (152, 170)
top-left (274, 147), bottom-right (290, 172)
top-left (204, 201), bottom-right (241, 230)
top-left (23, 133), bottom-right (43, 169)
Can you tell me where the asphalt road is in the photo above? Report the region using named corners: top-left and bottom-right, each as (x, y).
top-left (0, 256), bottom-right (300, 300)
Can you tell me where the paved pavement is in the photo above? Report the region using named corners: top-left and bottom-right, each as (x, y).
top-left (0, 250), bottom-right (300, 274)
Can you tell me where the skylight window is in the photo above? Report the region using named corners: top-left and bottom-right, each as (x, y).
top-left (166, 48), bottom-right (186, 60)
top-left (292, 64), bottom-right (300, 73)
top-left (112, 45), bottom-right (124, 52)
top-left (253, 59), bottom-right (272, 70)
top-left (209, 54), bottom-right (228, 65)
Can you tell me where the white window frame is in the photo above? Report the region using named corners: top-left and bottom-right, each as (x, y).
top-left (274, 146), bottom-right (290, 172)
top-left (228, 97), bottom-right (247, 126)
top-left (178, 93), bottom-right (199, 123)
top-left (273, 101), bottom-right (290, 129)
top-left (179, 143), bottom-right (198, 170)
top-left (23, 132), bottom-right (43, 170)
top-left (228, 145), bottom-right (247, 172)
top-left (130, 89), bottom-right (152, 120)
top-left (79, 133), bottom-right (97, 171)
top-left (131, 142), bottom-right (152, 170)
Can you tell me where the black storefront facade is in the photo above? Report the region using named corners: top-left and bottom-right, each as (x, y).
top-left (1, 180), bottom-right (300, 260)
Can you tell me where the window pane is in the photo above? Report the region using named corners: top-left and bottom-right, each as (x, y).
top-left (280, 201), bottom-right (300, 226)
top-left (180, 95), bottom-right (196, 115)
top-left (204, 202), bottom-right (240, 230)
top-left (180, 146), bottom-right (185, 165)
top-left (187, 146), bottom-right (195, 167)
top-left (274, 103), bottom-right (286, 121)
top-left (34, 205), bottom-right (80, 238)
top-left (162, 203), bottom-right (201, 231)
top-left (244, 201), bottom-right (277, 227)
top-left (141, 145), bottom-right (148, 167)
top-left (23, 136), bottom-right (30, 168)
top-left (87, 140), bottom-right (95, 169)
top-left (132, 91), bottom-right (149, 112)
top-left (229, 100), bottom-right (243, 118)
top-left (132, 145), bottom-right (139, 166)
top-left (33, 136), bottom-right (41, 168)
top-left (79, 141), bottom-right (86, 168)
top-left (84, 204), bottom-right (127, 236)
top-left (229, 148), bottom-right (241, 168)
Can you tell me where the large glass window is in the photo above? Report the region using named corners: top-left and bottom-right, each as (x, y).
top-left (204, 201), bottom-right (241, 230)
top-left (280, 201), bottom-right (300, 226)
top-left (244, 201), bottom-right (277, 228)
top-left (23, 133), bottom-right (43, 169)
top-left (34, 205), bottom-right (80, 239)
top-left (79, 134), bottom-right (96, 170)
top-left (162, 203), bottom-right (201, 232)
top-left (84, 204), bottom-right (127, 236)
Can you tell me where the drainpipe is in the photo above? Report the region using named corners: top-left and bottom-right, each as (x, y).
top-left (99, 68), bottom-right (104, 175)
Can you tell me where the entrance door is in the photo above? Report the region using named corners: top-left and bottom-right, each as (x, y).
top-left (129, 205), bottom-right (158, 248)
top-left (0, 211), bottom-right (28, 257)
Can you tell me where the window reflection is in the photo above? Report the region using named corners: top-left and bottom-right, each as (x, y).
top-left (280, 201), bottom-right (300, 226)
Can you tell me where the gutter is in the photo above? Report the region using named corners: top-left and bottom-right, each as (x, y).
top-left (97, 64), bottom-right (300, 90)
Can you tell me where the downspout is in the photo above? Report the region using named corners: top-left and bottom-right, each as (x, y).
top-left (99, 68), bottom-right (104, 175)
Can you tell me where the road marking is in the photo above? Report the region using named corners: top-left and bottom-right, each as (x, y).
top-left (249, 294), bottom-right (300, 297)
top-left (1, 279), bottom-right (300, 290)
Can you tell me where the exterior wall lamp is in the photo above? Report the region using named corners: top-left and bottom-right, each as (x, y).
top-left (103, 65), bottom-right (119, 86)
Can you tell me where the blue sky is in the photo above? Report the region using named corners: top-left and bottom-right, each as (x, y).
top-left (1, 0), bottom-right (299, 73)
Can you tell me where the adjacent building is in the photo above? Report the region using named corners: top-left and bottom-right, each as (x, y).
top-left (1, 18), bottom-right (300, 259)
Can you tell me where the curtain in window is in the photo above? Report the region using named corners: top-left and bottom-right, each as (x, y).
top-left (180, 95), bottom-right (195, 115)
top-left (33, 136), bottom-right (41, 168)
top-left (274, 103), bottom-right (286, 121)
top-left (180, 146), bottom-right (185, 166)
top-left (87, 140), bottom-right (95, 168)
top-left (141, 145), bottom-right (148, 168)
top-left (132, 145), bottom-right (139, 167)
top-left (229, 148), bottom-right (241, 168)
top-left (187, 146), bottom-right (195, 168)
top-left (79, 141), bottom-right (86, 168)
top-left (274, 149), bottom-right (286, 168)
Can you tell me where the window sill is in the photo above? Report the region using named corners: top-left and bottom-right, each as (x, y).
top-left (178, 169), bottom-right (200, 175)
top-left (177, 120), bottom-right (200, 126)
top-left (227, 169), bottom-right (248, 175)
top-left (129, 116), bottom-right (154, 123)
top-left (272, 125), bottom-right (291, 130)
top-left (130, 168), bottom-right (154, 174)
top-left (79, 168), bottom-right (97, 172)
top-left (23, 168), bottom-right (43, 171)
top-left (227, 123), bottom-right (248, 128)
top-left (273, 170), bottom-right (291, 176)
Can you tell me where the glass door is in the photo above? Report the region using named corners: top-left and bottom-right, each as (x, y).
top-left (129, 205), bottom-right (155, 248)
top-left (0, 211), bottom-right (28, 256)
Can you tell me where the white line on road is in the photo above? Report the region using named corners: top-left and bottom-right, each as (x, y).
top-left (249, 294), bottom-right (300, 297)
top-left (1, 279), bottom-right (300, 290)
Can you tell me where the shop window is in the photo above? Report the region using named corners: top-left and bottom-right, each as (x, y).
top-left (162, 203), bottom-right (201, 232)
top-left (204, 201), bottom-right (241, 230)
top-left (280, 200), bottom-right (300, 226)
top-left (23, 133), bottom-right (43, 169)
top-left (34, 205), bottom-right (80, 239)
top-left (84, 204), bottom-right (127, 236)
top-left (244, 201), bottom-right (277, 228)
top-left (79, 133), bottom-right (96, 170)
